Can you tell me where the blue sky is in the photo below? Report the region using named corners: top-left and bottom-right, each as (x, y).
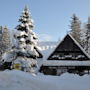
top-left (0, 0), bottom-right (90, 41)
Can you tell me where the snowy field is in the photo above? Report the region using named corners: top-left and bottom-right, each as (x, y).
top-left (0, 70), bottom-right (90, 90)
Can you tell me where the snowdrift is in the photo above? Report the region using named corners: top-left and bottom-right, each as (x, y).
top-left (0, 70), bottom-right (57, 90)
top-left (0, 70), bottom-right (90, 90)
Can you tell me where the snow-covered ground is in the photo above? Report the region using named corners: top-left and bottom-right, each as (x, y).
top-left (0, 70), bottom-right (90, 90)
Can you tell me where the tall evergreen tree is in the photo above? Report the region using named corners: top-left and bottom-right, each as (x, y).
top-left (80, 23), bottom-right (87, 48)
top-left (2, 6), bottom-right (39, 73)
top-left (2, 26), bottom-right (11, 52)
top-left (70, 14), bottom-right (81, 44)
top-left (0, 26), bottom-right (11, 60)
top-left (0, 26), bottom-right (3, 60)
top-left (85, 17), bottom-right (90, 55)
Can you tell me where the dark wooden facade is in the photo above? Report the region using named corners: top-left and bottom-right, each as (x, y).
top-left (40, 65), bottom-right (90, 76)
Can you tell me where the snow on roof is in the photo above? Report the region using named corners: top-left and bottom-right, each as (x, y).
top-left (47, 33), bottom-right (90, 60)
top-left (34, 46), bottom-right (43, 58)
top-left (42, 60), bottom-right (90, 66)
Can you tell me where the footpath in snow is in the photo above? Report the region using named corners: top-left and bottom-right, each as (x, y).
top-left (0, 70), bottom-right (90, 90)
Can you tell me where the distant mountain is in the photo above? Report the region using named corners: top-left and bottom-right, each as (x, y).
top-left (38, 41), bottom-right (57, 51)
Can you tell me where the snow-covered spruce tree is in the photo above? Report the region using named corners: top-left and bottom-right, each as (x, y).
top-left (84, 17), bottom-right (90, 55)
top-left (0, 26), bottom-right (3, 60)
top-left (70, 14), bottom-right (82, 45)
top-left (0, 26), bottom-right (11, 60)
top-left (80, 23), bottom-right (87, 48)
top-left (2, 6), bottom-right (39, 73)
top-left (2, 26), bottom-right (11, 52)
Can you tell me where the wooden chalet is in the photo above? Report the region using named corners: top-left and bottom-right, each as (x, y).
top-left (40, 34), bottom-right (90, 76)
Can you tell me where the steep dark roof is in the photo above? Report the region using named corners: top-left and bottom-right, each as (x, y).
top-left (48, 34), bottom-right (90, 60)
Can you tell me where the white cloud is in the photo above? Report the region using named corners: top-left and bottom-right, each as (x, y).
top-left (37, 34), bottom-right (53, 41)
